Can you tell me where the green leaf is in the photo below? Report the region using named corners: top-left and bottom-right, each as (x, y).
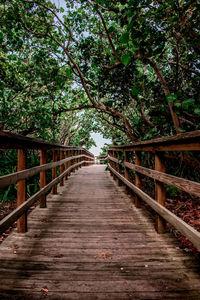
top-left (174, 102), bottom-right (181, 108)
top-left (166, 94), bottom-right (177, 102)
top-left (131, 86), bottom-right (140, 96)
top-left (182, 98), bottom-right (195, 110)
top-left (120, 32), bottom-right (129, 44)
top-left (194, 108), bottom-right (200, 114)
top-left (66, 68), bottom-right (71, 77)
top-left (121, 54), bottom-right (131, 66)
top-left (60, 7), bottom-right (64, 13)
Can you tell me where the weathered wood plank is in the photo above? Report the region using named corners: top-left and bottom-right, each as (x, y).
top-left (109, 164), bottom-right (200, 250)
top-left (108, 156), bottom-right (200, 198)
top-left (17, 149), bottom-right (27, 233)
top-left (0, 161), bottom-right (89, 234)
top-left (109, 130), bottom-right (200, 152)
top-left (0, 165), bottom-right (200, 300)
top-left (0, 154), bottom-right (93, 189)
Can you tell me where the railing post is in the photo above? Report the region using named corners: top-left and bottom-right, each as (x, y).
top-left (72, 150), bottom-right (75, 172)
top-left (113, 151), bottom-right (118, 181)
top-left (109, 150), bottom-right (113, 177)
top-left (135, 151), bottom-right (142, 208)
top-left (117, 152), bottom-right (123, 186)
top-left (60, 150), bottom-right (64, 186)
top-left (125, 151), bottom-right (131, 193)
top-left (84, 150), bottom-right (87, 167)
top-left (76, 150), bottom-right (79, 170)
top-left (40, 150), bottom-right (47, 208)
top-left (155, 152), bottom-right (166, 233)
top-left (52, 150), bottom-right (57, 194)
top-left (65, 150), bottom-right (69, 180)
top-left (17, 149), bottom-right (27, 233)
top-left (79, 150), bottom-right (81, 168)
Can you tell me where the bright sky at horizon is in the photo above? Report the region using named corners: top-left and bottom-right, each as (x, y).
top-left (89, 133), bottom-right (111, 156)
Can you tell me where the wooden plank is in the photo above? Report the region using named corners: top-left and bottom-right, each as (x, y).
top-left (40, 150), bottom-right (47, 208)
top-left (17, 149), bottom-right (27, 233)
top-left (108, 164), bottom-right (200, 251)
top-left (0, 161), bottom-right (88, 234)
top-left (0, 165), bottom-right (200, 300)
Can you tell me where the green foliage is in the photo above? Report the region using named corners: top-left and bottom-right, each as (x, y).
top-left (121, 54), bottom-right (131, 66)
top-left (0, 0), bottom-right (199, 151)
top-left (166, 185), bottom-right (180, 197)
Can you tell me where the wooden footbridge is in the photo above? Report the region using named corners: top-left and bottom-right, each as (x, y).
top-left (0, 131), bottom-right (200, 299)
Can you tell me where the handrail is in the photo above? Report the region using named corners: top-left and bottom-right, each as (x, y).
top-left (108, 130), bottom-right (200, 251)
top-left (108, 155), bottom-right (200, 198)
top-left (110, 130), bottom-right (200, 151)
top-left (0, 131), bottom-right (93, 156)
top-left (108, 164), bottom-right (200, 250)
top-left (0, 161), bottom-right (84, 234)
top-left (0, 131), bottom-right (94, 234)
top-left (0, 154), bottom-right (92, 189)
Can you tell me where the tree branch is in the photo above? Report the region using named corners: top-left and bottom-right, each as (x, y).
top-left (87, 0), bottom-right (121, 63)
top-left (54, 105), bottom-right (94, 115)
top-left (147, 57), bottom-right (181, 134)
top-left (169, 61), bottom-right (200, 76)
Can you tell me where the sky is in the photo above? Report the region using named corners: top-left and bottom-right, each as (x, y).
top-left (89, 133), bottom-right (111, 156)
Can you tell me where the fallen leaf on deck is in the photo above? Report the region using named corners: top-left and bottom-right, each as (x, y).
top-left (10, 244), bottom-right (19, 253)
top-left (94, 252), bottom-right (112, 260)
top-left (41, 288), bottom-right (48, 293)
top-left (184, 274), bottom-right (190, 281)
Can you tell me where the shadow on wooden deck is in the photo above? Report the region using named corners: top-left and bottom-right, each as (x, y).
top-left (0, 165), bottom-right (200, 299)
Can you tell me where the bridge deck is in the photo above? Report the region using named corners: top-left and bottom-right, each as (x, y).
top-left (0, 165), bottom-right (200, 299)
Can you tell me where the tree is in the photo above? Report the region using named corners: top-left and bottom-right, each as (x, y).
top-left (1, 0), bottom-right (199, 145)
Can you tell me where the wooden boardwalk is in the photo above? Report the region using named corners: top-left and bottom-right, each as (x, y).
top-left (0, 165), bottom-right (200, 299)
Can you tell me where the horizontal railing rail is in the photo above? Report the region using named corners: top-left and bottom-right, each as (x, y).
top-left (0, 154), bottom-right (93, 189)
top-left (108, 130), bottom-right (200, 250)
top-left (0, 131), bottom-right (94, 234)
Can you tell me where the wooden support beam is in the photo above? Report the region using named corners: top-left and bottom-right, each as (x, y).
top-left (65, 151), bottom-right (68, 180)
top-left (79, 150), bottom-right (82, 168)
top-left (72, 150), bottom-right (75, 172)
top-left (60, 151), bottom-right (64, 186)
top-left (112, 151), bottom-right (117, 181)
top-left (17, 149), bottom-right (27, 233)
top-left (76, 150), bottom-right (79, 170)
top-left (125, 151), bottom-right (131, 193)
top-left (117, 152), bottom-right (123, 186)
top-left (135, 151), bottom-right (142, 208)
top-left (40, 150), bottom-right (47, 208)
top-left (155, 152), bottom-right (166, 233)
top-left (52, 150), bottom-right (57, 194)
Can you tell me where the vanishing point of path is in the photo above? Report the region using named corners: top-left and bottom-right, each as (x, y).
top-left (0, 165), bottom-right (200, 299)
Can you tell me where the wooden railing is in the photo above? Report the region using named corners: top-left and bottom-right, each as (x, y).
top-left (108, 130), bottom-right (200, 250)
top-left (0, 131), bottom-right (94, 234)
top-left (96, 155), bottom-right (107, 164)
